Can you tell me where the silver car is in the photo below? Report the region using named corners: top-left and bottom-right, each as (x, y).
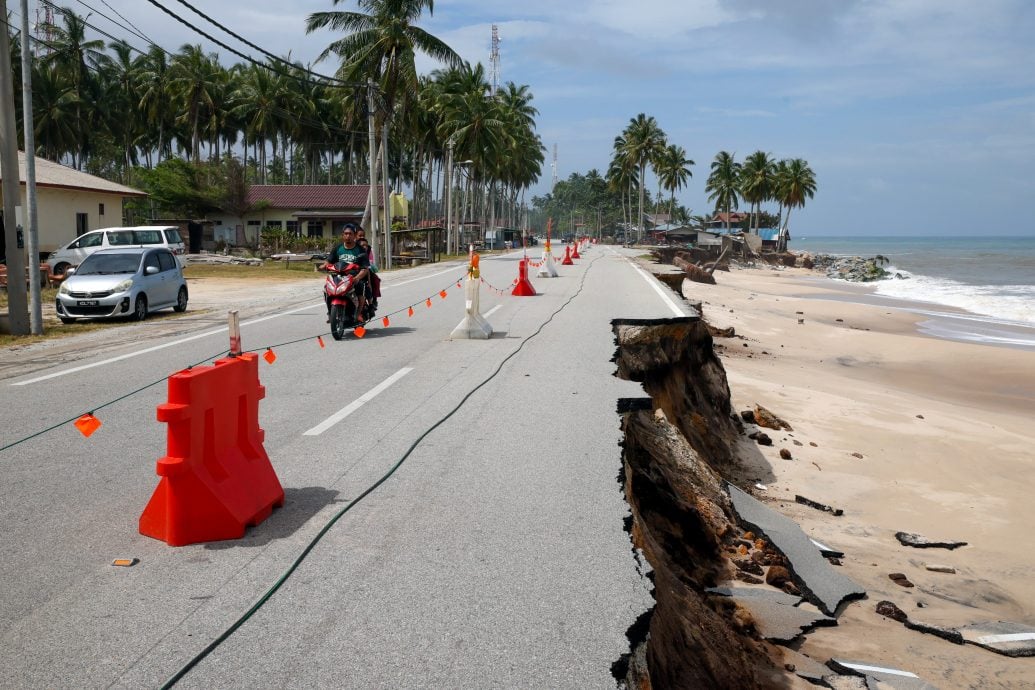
top-left (55, 247), bottom-right (188, 323)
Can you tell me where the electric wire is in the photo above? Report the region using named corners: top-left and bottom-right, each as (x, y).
top-left (160, 252), bottom-right (603, 688)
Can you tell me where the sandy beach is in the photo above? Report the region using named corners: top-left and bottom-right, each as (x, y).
top-left (689, 266), bottom-right (1035, 688)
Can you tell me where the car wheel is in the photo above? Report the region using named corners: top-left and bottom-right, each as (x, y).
top-left (133, 295), bottom-right (148, 321)
top-left (59, 316), bottom-right (76, 325)
top-left (173, 286), bottom-right (188, 312)
top-left (54, 262), bottom-right (70, 276)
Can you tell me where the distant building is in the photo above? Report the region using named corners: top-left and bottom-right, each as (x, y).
top-left (0, 152), bottom-right (147, 257)
top-left (207, 185), bottom-right (407, 247)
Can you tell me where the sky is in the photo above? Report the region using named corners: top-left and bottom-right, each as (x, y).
top-left (34, 0), bottom-right (1035, 236)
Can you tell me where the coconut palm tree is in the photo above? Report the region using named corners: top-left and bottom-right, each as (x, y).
top-left (620, 114), bottom-right (666, 242)
top-left (774, 158), bottom-right (816, 247)
top-left (706, 151), bottom-right (741, 232)
top-left (657, 144), bottom-right (694, 220)
top-left (135, 45), bottom-right (175, 166)
top-left (41, 7), bottom-right (107, 167)
top-left (168, 44), bottom-right (221, 162)
top-left (739, 150), bottom-right (776, 234)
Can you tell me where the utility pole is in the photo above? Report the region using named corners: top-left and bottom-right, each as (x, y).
top-left (0, 0), bottom-right (29, 335)
top-left (365, 79), bottom-right (378, 245)
top-left (381, 116), bottom-right (390, 270)
top-left (21, 0), bottom-right (43, 334)
top-left (444, 139), bottom-right (453, 255)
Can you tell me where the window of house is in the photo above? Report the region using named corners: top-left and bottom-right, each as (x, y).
top-left (286, 220), bottom-right (300, 236)
top-left (98, 203), bottom-right (105, 216)
top-left (76, 213), bottom-right (88, 236)
top-left (307, 221), bottom-right (323, 238)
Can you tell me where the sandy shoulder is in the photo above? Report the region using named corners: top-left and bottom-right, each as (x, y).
top-left (686, 266), bottom-right (1035, 688)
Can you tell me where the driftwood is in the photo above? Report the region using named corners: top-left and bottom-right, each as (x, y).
top-left (705, 244), bottom-right (732, 274)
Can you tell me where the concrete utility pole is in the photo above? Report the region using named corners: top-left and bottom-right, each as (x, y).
top-left (0, 0), bottom-right (29, 335)
top-left (381, 117), bottom-right (390, 270)
top-left (21, 0), bottom-right (43, 334)
top-left (366, 79), bottom-right (378, 244)
top-left (444, 140), bottom-right (453, 255)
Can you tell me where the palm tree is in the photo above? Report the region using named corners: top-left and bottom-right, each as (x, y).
top-left (706, 151), bottom-right (741, 232)
top-left (739, 150), bottom-right (776, 234)
top-left (307, 0), bottom-right (461, 237)
top-left (620, 114), bottom-right (666, 242)
top-left (41, 7), bottom-right (107, 167)
top-left (774, 158), bottom-right (816, 249)
top-left (135, 45), bottom-right (175, 166)
top-left (657, 144), bottom-right (694, 220)
top-left (168, 44), bottom-right (221, 162)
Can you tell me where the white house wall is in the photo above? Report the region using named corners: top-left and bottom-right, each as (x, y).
top-left (8, 187), bottom-right (134, 254)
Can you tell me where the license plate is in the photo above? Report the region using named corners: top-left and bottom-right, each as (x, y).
top-left (77, 300), bottom-right (99, 307)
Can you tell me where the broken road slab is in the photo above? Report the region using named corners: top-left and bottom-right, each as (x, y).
top-left (729, 596), bottom-right (835, 643)
top-left (727, 483), bottom-right (865, 616)
top-left (958, 621), bottom-right (1035, 657)
top-left (895, 531), bottom-right (967, 550)
top-left (828, 659), bottom-right (939, 690)
top-left (706, 584), bottom-right (801, 606)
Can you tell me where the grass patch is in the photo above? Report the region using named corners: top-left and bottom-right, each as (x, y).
top-left (184, 261), bottom-right (325, 281)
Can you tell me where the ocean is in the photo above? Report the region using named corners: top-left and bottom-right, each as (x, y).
top-left (792, 235), bottom-right (1035, 349)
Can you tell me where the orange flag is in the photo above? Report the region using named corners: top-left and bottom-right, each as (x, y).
top-left (74, 413), bottom-right (102, 438)
top-left (317, 336), bottom-right (325, 348)
top-left (264, 349), bottom-right (277, 364)
top-left (354, 326), bottom-right (366, 338)
top-left (382, 316), bottom-right (390, 327)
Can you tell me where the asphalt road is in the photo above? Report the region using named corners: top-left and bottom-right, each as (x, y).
top-left (0, 245), bottom-right (689, 689)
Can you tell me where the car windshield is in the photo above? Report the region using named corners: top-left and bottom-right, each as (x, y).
top-left (75, 253), bottom-right (141, 275)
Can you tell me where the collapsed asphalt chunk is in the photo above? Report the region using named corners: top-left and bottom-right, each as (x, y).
top-left (827, 659), bottom-right (939, 690)
top-left (727, 483), bottom-right (865, 616)
top-left (895, 531), bottom-right (967, 550)
top-left (958, 621), bottom-right (1035, 657)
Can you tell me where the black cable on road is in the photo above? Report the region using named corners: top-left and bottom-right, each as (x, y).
top-left (161, 253), bottom-right (604, 688)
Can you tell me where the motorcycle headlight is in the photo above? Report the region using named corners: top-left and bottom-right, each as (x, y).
top-left (59, 282), bottom-right (71, 295)
top-left (114, 278), bottom-right (133, 293)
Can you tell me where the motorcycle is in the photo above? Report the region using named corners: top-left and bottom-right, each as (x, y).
top-left (320, 262), bottom-right (373, 340)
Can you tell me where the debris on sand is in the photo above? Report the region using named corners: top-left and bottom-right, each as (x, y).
top-left (895, 531), bottom-right (967, 550)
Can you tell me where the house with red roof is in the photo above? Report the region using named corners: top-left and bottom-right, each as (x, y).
top-left (209, 184), bottom-right (402, 247)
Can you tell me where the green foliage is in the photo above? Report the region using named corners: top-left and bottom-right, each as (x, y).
top-left (128, 158), bottom-right (220, 219)
top-left (259, 227), bottom-right (328, 256)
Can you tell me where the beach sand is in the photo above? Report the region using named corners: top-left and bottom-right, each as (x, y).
top-left (688, 266), bottom-right (1035, 688)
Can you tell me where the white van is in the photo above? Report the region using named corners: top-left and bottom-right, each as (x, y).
top-left (46, 226), bottom-right (186, 274)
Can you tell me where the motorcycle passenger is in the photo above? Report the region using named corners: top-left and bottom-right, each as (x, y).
top-left (324, 224), bottom-right (370, 320)
top-left (354, 227), bottom-right (380, 313)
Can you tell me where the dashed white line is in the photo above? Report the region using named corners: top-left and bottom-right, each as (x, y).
top-left (303, 367), bottom-right (414, 436)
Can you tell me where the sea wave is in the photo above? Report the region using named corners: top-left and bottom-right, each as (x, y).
top-left (873, 267), bottom-right (1035, 326)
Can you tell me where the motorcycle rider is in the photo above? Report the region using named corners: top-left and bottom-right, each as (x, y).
top-left (324, 223), bottom-right (370, 320)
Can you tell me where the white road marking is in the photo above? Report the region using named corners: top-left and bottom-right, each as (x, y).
top-left (618, 253), bottom-right (685, 317)
top-left (484, 305), bottom-right (503, 317)
top-left (12, 303), bottom-right (321, 386)
top-left (837, 662), bottom-right (918, 678)
top-left (394, 266), bottom-right (465, 287)
top-left (976, 633), bottom-right (1035, 644)
top-left (303, 367), bottom-right (414, 436)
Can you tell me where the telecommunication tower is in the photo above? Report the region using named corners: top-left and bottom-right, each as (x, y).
top-left (551, 144), bottom-right (558, 190)
top-left (34, 2), bottom-right (56, 57)
top-left (490, 25), bottom-right (500, 95)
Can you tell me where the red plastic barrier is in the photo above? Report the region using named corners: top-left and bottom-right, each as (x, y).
top-left (511, 258), bottom-right (537, 296)
top-left (571, 241), bottom-right (581, 259)
top-left (561, 245), bottom-right (574, 266)
top-left (139, 353), bottom-right (285, 546)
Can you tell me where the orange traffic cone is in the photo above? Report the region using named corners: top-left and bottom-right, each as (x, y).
top-left (511, 259), bottom-right (537, 296)
top-left (571, 241), bottom-right (581, 259)
top-left (561, 245), bottom-right (574, 265)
